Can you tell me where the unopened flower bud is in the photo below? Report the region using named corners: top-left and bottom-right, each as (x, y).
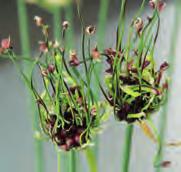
top-left (47, 64), bottom-right (55, 73)
top-left (1, 37), bottom-right (11, 49)
top-left (149, 0), bottom-right (166, 12)
top-left (34, 16), bottom-right (43, 27)
top-left (160, 61), bottom-right (169, 71)
top-left (91, 106), bottom-right (97, 116)
top-left (85, 25), bottom-right (96, 35)
top-left (62, 21), bottom-right (69, 30)
top-left (39, 41), bottom-right (48, 53)
top-left (53, 40), bottom-right (60, 48)
top-left (69, 50), bottom-right (80, 66)
top-left (162, 81), bottom-right (168, 90)
top-left (134, 17), bottom-right (144, 34)
top-left (91, 46), bottom-right (100, 60)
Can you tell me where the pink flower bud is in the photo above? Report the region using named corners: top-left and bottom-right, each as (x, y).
top-left (1, 37), bottom-right (11, 49)
top-left (91, 46), bottom-right (100, 60)
top-left (133, 17), bottom-right (144, 34)
top-left (69, 50), bottom-right (80, 66)
top-left (149, 0), bottom-right (166, 12)
top-left (39, 41), bottom-right (48, 53)
top-left (47, 64), bottom-right (55, 73)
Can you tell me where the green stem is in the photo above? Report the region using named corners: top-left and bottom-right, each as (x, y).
top-left (57, 150), bottom-right (61, 172)
top-left (85, 148), bottom-right (98, 172)
top-left (69, 151), bottom-right (76, 172)
top-left (121, 125), bottom-right (134, 172)
top-left (65, 5), bottom-right (74, 49)
top-left (53, 7), bottom-right (61, 40)
top-left (155, 1), bottom-right (180, 171)
top-left (52, 6), bottom-right (63, 172)
top-left (64, 4), bottom-right (80, 172)
top-left (16, 0), bottom-right (44, 172)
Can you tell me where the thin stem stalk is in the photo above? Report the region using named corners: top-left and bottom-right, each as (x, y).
top-left (52, 6), bottom-right (63, 172)
top-left (155, 1), bottom-right (181, 171)
top-left (93, 0), bottom-right (109, 165)
top-left (121, 125), bottom-right (134, 172)
top-left (16, 0), bottom-right (44, 172)
top-left (69, 151), bottom-right (76, 172)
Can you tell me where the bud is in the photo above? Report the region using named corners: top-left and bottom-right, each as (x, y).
top-left (91, 106), bottom-right (97, 116)
top-left (53, 40), bottom-right (60, 48)
top-left (85, 25), bottom-right (96, 35)
top-left (133, 17), bottom-right (144, 34)
top-left (157, 1), bottom-right (166, 12)
top-left (142, 60), bottom-right (150, 70)
top-left (62, 21), bottom-right (69, 30)
top-left (91, 46), bottom-right (100, 60)
top-left (149, 0), bottom-right (166, 12)
top-left (160, 61), bottom-right (169, 71)
top-left (69, 50), bottom-right (80, 66)
top-left (162, 81), bottom-right (168, 90)
top-left (1, 37), bottom-right (11, 49)
top-left (47, 64), bottom-right (55, 73)
top-left (34, 16), bottom-right (43, 27)
top-left (39, 41), bottom-right (48, 53)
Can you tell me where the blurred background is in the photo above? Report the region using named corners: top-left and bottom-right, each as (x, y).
top-left (1, 0), bottom-right (181, 172)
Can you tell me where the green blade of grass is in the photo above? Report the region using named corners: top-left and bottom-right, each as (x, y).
top-left (16, 0), bottom-right (44, 172)
top-left (155, 1), bottom-right (181, 171)
top-left (53, 7), bottom-right (62, 40)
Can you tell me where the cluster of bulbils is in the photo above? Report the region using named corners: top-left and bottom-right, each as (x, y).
top-left (1, 0), bottom-right (168, 151)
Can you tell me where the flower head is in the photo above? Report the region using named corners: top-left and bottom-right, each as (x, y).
top-left (85, 25), bottom-right (96, 35)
